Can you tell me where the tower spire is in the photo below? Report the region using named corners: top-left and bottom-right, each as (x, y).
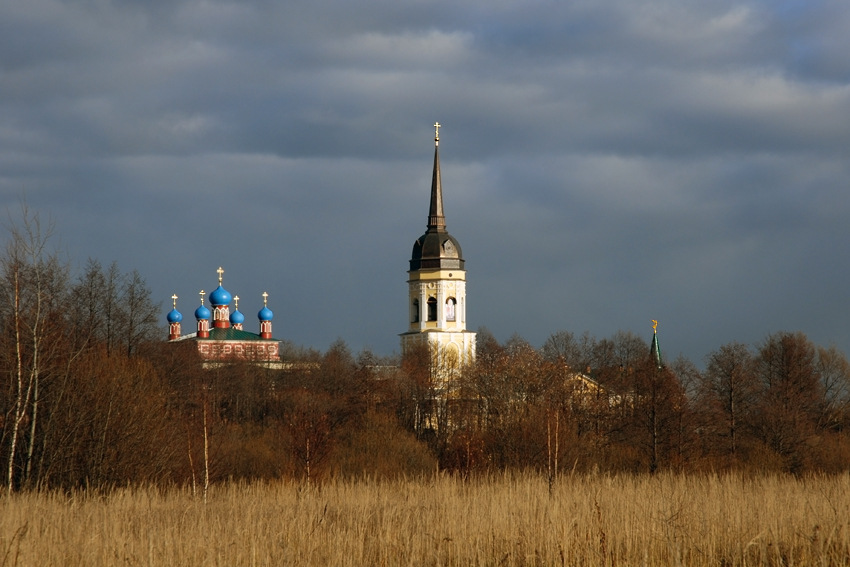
top-left (650, 320), bottom-right (663, 369)
top-left (428, 122), bottom-right (445, 231)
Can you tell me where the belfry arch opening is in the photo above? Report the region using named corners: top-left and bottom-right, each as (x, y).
top-left (427, 297), bottom-right (437, 322)
top-left (445, 297), bottom-right (456, 321)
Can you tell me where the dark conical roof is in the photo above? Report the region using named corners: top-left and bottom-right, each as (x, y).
top-left (410, 125), bottom-right (465, 271)
top-left (428, 143), bottom-right (445, 230)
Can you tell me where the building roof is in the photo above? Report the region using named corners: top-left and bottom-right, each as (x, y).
top-left (230, 309), bottom-right (245, 325)
top-left (209, 284), bottom-right (232, 307)
top-left (199, 327), bottom-right (278, 342)
top-left (195, 304), bottom-right (211, 320)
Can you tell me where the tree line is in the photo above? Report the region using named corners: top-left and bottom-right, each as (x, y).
top-left (2, 207), bottom-right (850, 492)
top-left (430, 328), bottom-right (850, 477)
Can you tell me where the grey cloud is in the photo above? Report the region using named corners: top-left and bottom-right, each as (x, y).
top-left (2, 0), bottom-right (850, 362)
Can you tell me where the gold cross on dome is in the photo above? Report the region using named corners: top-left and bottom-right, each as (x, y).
top-left (234, 295), bottom-right (240, 310)
top-left (434, 122), bottom-right (441, 143)
top-left (217, 266), bottom-right (224, 284)
top-left (171, 294), bottom-right (178, 309)
top-left (262, 291), bottom-right (268, 306)
top-left (199, 290), bottom-right (206, 305)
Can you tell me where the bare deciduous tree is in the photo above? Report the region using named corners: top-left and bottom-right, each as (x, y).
top-left (0, 205), bottom-right (67, 493)
top-left (699, 342), bottom-right (758, 462)
top-left (754, 332), bottom-right (825, 473)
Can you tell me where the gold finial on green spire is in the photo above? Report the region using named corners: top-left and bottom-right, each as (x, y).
top-left (652, 320), bottom-right (658, 333)
top-left (434, 122), bottom-right (441, 146)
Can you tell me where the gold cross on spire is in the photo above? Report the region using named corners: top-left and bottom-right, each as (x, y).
top-left (217, 266), bottom-right (224, 284)
top-left (652, 320), bottom-right (658, 333)
top-left (171, 294), bottom-right (178, 309)
top-left (262, 291), bottom-right (268, 306)
top-left (199, 289), bottom-right (206, 305)
top-left (434, 122), bottom-right (441, 145)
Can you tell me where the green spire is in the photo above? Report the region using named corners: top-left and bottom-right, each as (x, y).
top-left (650, 320), bottom-right (663, 369)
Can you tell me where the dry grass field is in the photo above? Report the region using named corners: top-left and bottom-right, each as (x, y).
top-left (1, 472), bottom-right (849, 566)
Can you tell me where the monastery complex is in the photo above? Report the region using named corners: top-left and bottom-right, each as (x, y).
top-left (166, 123), bottom-right (477, 372)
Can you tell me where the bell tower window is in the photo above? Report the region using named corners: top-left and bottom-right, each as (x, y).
top-left (446, 297), bottom-right (456, 321)
top-left (412, 299), bottom-right (420, 323)
top-left (427, 297), bottom-right (437, 321)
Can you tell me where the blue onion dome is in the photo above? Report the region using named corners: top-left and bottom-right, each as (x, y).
top-left (209, 285), bottom-right (232, 307)
top-left (258, 305), bottom-right (274, 321)
top-left (167, 308), bottom-right (183, 323)
top-left (195, 304), bottom-right (211, 320)
top-left (230, 309), bottom-right (245, 325)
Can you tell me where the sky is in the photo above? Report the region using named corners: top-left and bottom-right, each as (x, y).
top-left (2, 0), bottom-right (850, 365)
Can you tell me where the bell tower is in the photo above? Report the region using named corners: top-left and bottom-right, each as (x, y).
top-left (401, 123), bottom-right (476, 376)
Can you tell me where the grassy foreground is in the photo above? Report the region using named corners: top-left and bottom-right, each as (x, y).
top-left (1, 472), bottom-right (849, 566)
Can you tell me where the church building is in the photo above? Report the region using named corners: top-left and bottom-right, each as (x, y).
top-left (166, 267), bottom-right (281, 365)
top-left (400, 124), bottom-right (476, 375)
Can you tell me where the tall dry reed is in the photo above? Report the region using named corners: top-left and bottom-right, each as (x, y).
top-left (1, 472), bottom-right (848, 566)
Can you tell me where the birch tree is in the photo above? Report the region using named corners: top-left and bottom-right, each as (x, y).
top-left (0, 206), bottom-right (67, 493)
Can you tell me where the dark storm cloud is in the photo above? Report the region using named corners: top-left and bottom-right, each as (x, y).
top-left (2, 0), bottom-right (850, 362)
